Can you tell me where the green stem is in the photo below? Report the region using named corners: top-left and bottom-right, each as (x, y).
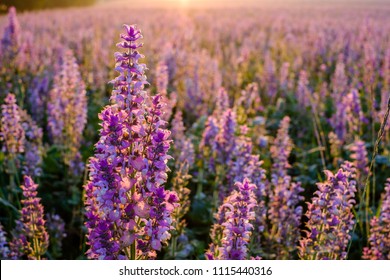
top-left (171, 235), bottom-right (177, 259)
top-left (130, 240), bottom-right (136, 260)
top-left (196, 167), bottom-right (203, 197)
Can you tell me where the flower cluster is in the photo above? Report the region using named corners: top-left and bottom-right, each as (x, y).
top-left (47, 49), bottom-right (87, 176)
top-left (297, 70), bottom-right (310, 108)
top-left (332, 59), bottom-right (348, 101)
top-left (331, 98), bottom-right (348, 141)
top-left (29, 75), bottom-right (50, 126)
top-left (270, 116), bottom-right (292, 179)
top-left (349, 139), bottom-right (369, 188)
top-left (156, 61), bottom-right (169, 95)
top-left (331, 89), bottom-right (366, 141)
top-left (156, 61), bottom-right (176, 121)
top-left (206, 178), bottom-right (257, 260)
top-left (266, 116), bottom-right (303, 259)
top-left (344, 89), bottom-right (366, 135)
top-left (20, 110), bottom-right (43, 177)
top-left (263, 53), bottom-right (277, 101)
top-left (215, 87), bottom-right (230, 115)
top-left (9, 176), bottom-right (49, 260)
top-left (328, 132), bottom-right (342, 165)
top-left (0, 93), bottom-right (25, 158)
top-left (362, 179), bottom-right (390, 260)
top-left (84, 25), bottom-right (178, 260)
top-left (268, 176), bottom-right (303, 259)
top-left (169, 162), bottom-right (192, 254)
top-left (171, 111), bottom-right (195, 167)
top-left (279, 62), bottom-right (290, 92)
top-left (142, 95), bottom-right (179, 255)
top-left (1, 6), bottom-right (21, 59)
top-left (299, 161), bottom-right (357, 259)
top-left (200, 115), bottom-right (219, 153)
top-left (200, 101), bottom-right (267, 217)
top-left (215, 109), bottom-right (237, 164)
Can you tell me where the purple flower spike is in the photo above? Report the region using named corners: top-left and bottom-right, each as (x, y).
top-left (297, 70), bottom-right (310, 108)
top-left (47, 49), bottom-right (87, 176)
top-left (156, 61), bottom-right (169, 95)
top-left (349, 139), bottom-right (369, 188)
top-left (206, 178), bottom-right (257, 260)
top-left (200, 115), bottom-right (219, 150)
top-left (156, 61), bottom-right (176, 121)
top-left (9, 176), bottom-right (49, 260)
top-left (332, 60), bottom-right (348, 103)
top-left (215, 87), bottom-right (230, 115)
top-left (0, 93), bottom-right (25, 157)
top-left (84, 25), bottom-right (178, 260)
top-left (363, 179), bottom-right (390, 260)
top-left (171, 111), bottom-right (195, 167)
top-left (299, 161), bottom-right (357, 260)
top-left (270, 116), bottom-right (292, 179)
top-left (267, 116), bottom-right (303, 259)
top-left (215, 109), bottom-right (237, 164)
top-left (1, 6), bottom-right (21, 59)
top-left (20, 110), bottom-right (43, 178)
top-left (268, 175), bottom-right (304, 259)
top-left (331, 89), bottom-right (365, 141)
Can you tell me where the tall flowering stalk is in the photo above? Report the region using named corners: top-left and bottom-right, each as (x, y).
top-left (209, 109), bottom-right (237, 202)
top-left (263, 53), bottom-right (277, 102)
top-left (328, 132), bottom-right (342, 166)
top-left (349, 139), bottom-right (369, 190)
top-left (279, 62), bottom-right (290, 93)
top-left (0, 93), bottom-right (25, 190)
top-left (1, 6), bottom-right (21, 60)
top-left (20, 110), bottom-right (43, 178)
top-left (9, 176), bottom-right (49, 260)
top-left (215, 87), bottom-right (230, 116)
top-left (29, 75), bottom-right (50, 126)
top-left (331, 89), bottom-right (365, 141)
top-left (171, 111), bottom-right (195, 167)
top-left (363, 179), bottom-right (390, 260)
top-left (297, 70), bottom-right (310, 108)
top-left (270, 116), bottom-right (292, 179)
top-left (84, 25), bottom-right (178, 260)
top-left (199, 115), bottom-right (219, 171)
top-left (1, 95), bottom-right (42, 178)
top-left (268, 176), bottom-right (303, 259)
top-left (169, 161), bottom-right (192, 258)
top-left (299, 161), bottom-right (357, 260)
top-left (332, 60), bottom-right (348, 104)
top-left (215, 109), bottom-right (237, 165)
top-left (200, 107), bottom-right (267, 218)
top-left (47, 49), bottom-right (87, 176)
top-left (267, 116), bottom-right (303, 259)
top-left (344, 89), bottom-right (365, 136)
top-left (0, 93), bottom-right (25, 158)
top-left (156, 61), bottom-right (176, 121)
top-left (206, 179), bottom-right (257, 260)
top-left (330, 97), bottom-right (347, 140)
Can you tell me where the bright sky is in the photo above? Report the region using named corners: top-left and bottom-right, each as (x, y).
top-left (98, 0), bottom-right (388, 9)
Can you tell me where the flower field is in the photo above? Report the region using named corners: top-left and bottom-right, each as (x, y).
top-left (0, 2), bottom-right (389, 260)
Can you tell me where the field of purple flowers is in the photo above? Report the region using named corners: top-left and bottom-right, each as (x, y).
top-left (0, 3), bottom-right (389, 260)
